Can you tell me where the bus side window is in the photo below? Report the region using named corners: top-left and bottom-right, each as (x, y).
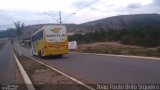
top-left (37, 33), bottom-right (39, 40)
top-left (42, 31), bottom-right (43, 38)
top-left (32, 31), bottom-right (43, 41)
top-left (38, 32), bottom-right (41, 40)
top-left (33, 37), bottom-right (34, 41)
top-left (35, 32), bottom-right (38, 40)
top-left (33, 36), bottom-right (35, 41)
top-left (39, 32), bottom-right (41, 39)
top-left (39, 31), bottom-right (42, 39)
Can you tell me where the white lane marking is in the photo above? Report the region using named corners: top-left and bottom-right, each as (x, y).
top-left (13, 52), bottom-right (35, 90)
top-left (27, 56), bottom-right (96, 90)
top-left (70, 52), bottom-right (160, 61)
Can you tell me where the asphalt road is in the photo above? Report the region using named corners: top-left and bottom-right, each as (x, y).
top-left (36, 53), bottom-right (160, 84)
top-left (14, 43), bottom-right (160, 84)
top-left (0, 42), bottom-right (24, 84)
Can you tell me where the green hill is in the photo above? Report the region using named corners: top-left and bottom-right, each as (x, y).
top-left (1, 14), bottom-right (160, 47)
top-left (81, 14), bottom-right (160, 31)
top-left (70, 14), bottom-right (160, 47)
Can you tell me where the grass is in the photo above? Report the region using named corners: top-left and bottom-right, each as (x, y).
top-left (75, 42), bottom-right (160, 57)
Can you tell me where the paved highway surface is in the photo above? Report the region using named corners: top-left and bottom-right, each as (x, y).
top-left (0, 42), bottom-right (24, 85)
top-left (37, 53), bottom-right (160, 84)
top-left (14, 43), bottom-right (160, 84)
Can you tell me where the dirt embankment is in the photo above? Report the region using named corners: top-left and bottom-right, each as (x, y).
top-left (72, 42), bottom-right (160, 57)
top-left (77, 42), bottom-right (140, 50)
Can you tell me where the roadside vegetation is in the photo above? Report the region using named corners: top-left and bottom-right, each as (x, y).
top-left (68, 24), bottom-right (160, 57)
top-left (0, 21), bottom-right (24, 38)
top-left (69, 27), bottom-right (160, 47)
top-left (13, 21), bottom-right (25, 36)
top-left (70, 42), bottom-right (160, 57)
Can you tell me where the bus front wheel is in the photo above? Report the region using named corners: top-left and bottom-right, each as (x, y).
top-left (32, 50), bottom-right (35, 56)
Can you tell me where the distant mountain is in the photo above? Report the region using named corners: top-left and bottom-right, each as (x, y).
top-left (0, 14), bottom-right (160, 39)
top-left (81, 14), bottom-right (160, 31)
top-left (0, 29), bottom-right (16, 38)
top-left (0, 30), bottom-right (5, 32)
top-left (69, 14), bottom-right (160, 47)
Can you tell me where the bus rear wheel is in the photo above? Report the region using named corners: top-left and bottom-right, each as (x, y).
top-left (57, 54), bottom-right (63, 58)
top-left (38, 50), bottom-right (44, 59)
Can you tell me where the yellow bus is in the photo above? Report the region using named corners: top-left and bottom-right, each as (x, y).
top-left (31, 25), bottom-right (68, 58)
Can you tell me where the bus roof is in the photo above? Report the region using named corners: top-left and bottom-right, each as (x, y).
top-left (31, 24), bottom-right (66, 37)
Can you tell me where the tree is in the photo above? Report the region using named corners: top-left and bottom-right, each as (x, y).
top-left (13, 21), bottom-right (25, 36)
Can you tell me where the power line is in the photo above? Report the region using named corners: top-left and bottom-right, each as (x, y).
top-left (75, 0), bottom-right (99, 13)
top-left (62, 0), bottom-right (99, 23)
top-left (43, 0), bottom-right (99, 24)
top-left (43, 12), bottom-right (59, 23)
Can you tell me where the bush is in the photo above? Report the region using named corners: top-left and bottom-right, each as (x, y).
top-left (157, 48), bottom-right (160, 54)
top-left (144, 49), bottom-right (158, 56)
top-left (108, 49), bottom-right (121, 54)
top-left (128, 49), bottom-right (138, 55)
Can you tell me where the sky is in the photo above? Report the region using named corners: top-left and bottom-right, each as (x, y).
top-left (0, 0), bottom-right (159, 30)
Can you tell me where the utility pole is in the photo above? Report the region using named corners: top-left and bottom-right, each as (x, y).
top-left (59, 11), bottom-right (62, 24)
top-left (43, 11), bottom-right (75, 24)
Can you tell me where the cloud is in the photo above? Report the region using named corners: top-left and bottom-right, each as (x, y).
top-left (0, 0), bottom-right (159, 30)
top-left (70, 0), bottom-right (100, 12)
top-left (71, 1), bottom-right (89, 9)
top-left (127, 3), bottom-right (141, 9)
top-left (0, 9), bottom-right (62, 29)
top-left (153, 0), bottom-right (160, 5)
top-left (0, 24), bottom-right (13, 30)
top-left (138, 0), bottom-right (160, 14)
